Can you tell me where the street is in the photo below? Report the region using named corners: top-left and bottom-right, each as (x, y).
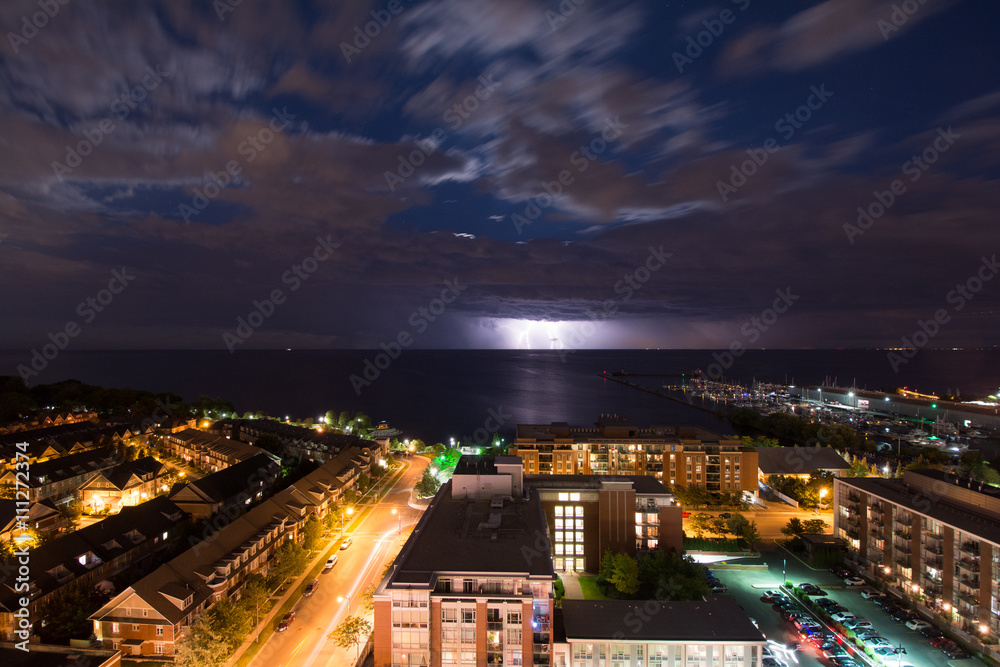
top-left (245, 454), bottom-right (429, 667)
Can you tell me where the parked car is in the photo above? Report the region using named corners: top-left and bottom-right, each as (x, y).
top-left (864, 637), bottom-right (891, 648)
top-left (829, 658), bottom-right (860, 667)
top-left (682, 511), bottom-right (691, 518)
top-left (844, 576), bottom-right (865, 586)
top-left (942, 643), bottom-right (969, 659)
top-left (904, 619), bottom-right (930, 631)
top-left (872, 646), bottom-right (905, 657)
top-left (340, 536), bottom-right (353, 550)
top-left (323, 554), bottom-right (338, 571)
top-left (855, 631), bottom-right (882, 643)
top-left (719, 512), bottom-right (733, 519)
top-left (929, 636), bottom-right (951, 648)
top-left (799, 583), bottom-right (826, 596)
top-left (304, 579), bottom-right (319, 596)
top-left (830, 612), bottom-right (857, 623)
top-left (871, 596), bottom-right (891, 608)
top-left (830, 566), bottom-right (851, 578)
top-left (761, 590), bottom-right (785, 603)
top-left (920, 627), bottom-right (943, 641)
top-left (891, 609), bottom-right (917, 623)
top-left (809, 631), bottom-right (836, 645)
top-left (843, 618), bottom-right (873, 630)
top-left (276, 612), bottom-right (295, 632)
top-left (860, 590), bottom-right (882, 599)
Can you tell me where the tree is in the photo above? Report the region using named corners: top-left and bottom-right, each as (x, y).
top-left (609, 553), bottom-right (641, 596)
top-left (781, 517), bottom-right (805, 537)
top-left (240, 574), bottom-right (270, 636)
top-left (204, 598), bottom-right (252, 649)
top-left (360, 583), bottom-right (377, 613)
top-left (271, 541), bottom-right (308, 583)
top-left (36, 579), bottom-right (108, 644)
top-left (689, 514), bottom-right (710, 538)
top-left (328, 615), bottom-right (372, 659)
top-left (415, 468), bottom-right (441, 498)
top-left (60, 498), bottom-right (83, 531)
top-left (325, 410), bottom-right (338, 428)
top-left (801, 518), bottom-right (827, 534)
top-left (742, 520), bottom-right (761, 548)
top-left (303, 516), bottom-right (323, 551)
top-left (597, 549), bottom-right (616, 588)
top-left (740, 435), bottom-right (780, 447)
top-left (636, 549), bottom-right (710, 600)
top-left (708, 517), bottom-right (729, 538)
top-left (175, 620), bottom-right (231, 667)
top-left (726, 512), bottom-right (750, 537)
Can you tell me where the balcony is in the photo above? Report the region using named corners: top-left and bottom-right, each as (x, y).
top-left (894, 528), bottom-right (911, 539)
top-left (896, 516), bottom-right (913, 527)
top-left (960, 542), bottom-right (980, 557)
top-left (923, 543), bottom-right (943, 556)
top-left (957, 558), bottom-right (980, 573)
top-left (894, 542), bottom-right (912, 555)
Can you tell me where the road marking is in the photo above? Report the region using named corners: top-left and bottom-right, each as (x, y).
top-left (290, 640), bottom-right (305, 657)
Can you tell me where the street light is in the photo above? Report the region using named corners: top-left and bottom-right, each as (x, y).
top-left (338, 594), bottom-right (353, 614)
top-left (341, 506), bottom-right (354, 537)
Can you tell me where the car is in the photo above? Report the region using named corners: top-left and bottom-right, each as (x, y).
top-left (795, 618), bottom-right (821, 631)
top-left (881, 603), bottom-right (901, 616)
top-left (809, 631), bottom-right (836, 645)
top-left (760, 590), bottom-right (785, 603)
top-left (708, 584), bottom-right (728, 594)
top-left (304, 579), bottom-right (319, 596)
top-left (781, 609), bottom-right (805, 621)
top-left (798, 582), bottom-right (825, 595)
top-left (942, 643), bottom-right (969, 659)
top-left (762, 658), bottom-right (786, 667)
top-left (774, 600), bottom-right (797, 611)
top-left (323, 555), bottom-right (338, 571)
top-left (844, 576), bottom-right (865, 586)
top-left (870, 596), bottom-right (890, 608)
top-left (830, 612), bottom-right (856, 623)
top-left (855, 631), bottom-right (882, 643)
top-left (830, 566), bottom-right (851, 578)
top-left (817, 598), bottom-right (843, 610)
top-left (861, 590), bottom-right (882, 600)
top-left (864, 637), bottom-right (891, 648)
top-left (340, 536), bottom-right (353, 550)
top-left (904, 619), bottom-right (930, 631)
top-left (682, 511), bottom-right (691, 518)
top-left (719, 512), bottom-right (732, 519)
top-left (872, 646), bottom-right (905, 657)
top-left (892, 609), bottom-right (917, 623)
top-left (930, 635), bottom-right (950, 648)
top-left (829, 658), bottom-right (860, 667)
top-left (694, 513), bottom-right (711, 519)
top-left (824, 647), bottom-right (852, 661)
top-left (920, 627), bottom-right (943, 641)
top-left (276, 612), bottom-right (295, 632)
top-left (843, 618), bottom-right (873, 630)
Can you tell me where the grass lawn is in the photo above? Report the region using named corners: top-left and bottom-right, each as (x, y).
top-left (578, 576), bottom-right (610, 600)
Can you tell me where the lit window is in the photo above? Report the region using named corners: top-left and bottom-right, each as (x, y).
top-left (554, 519), bottom-right (564, 529)
top-left (575, 506), bottom-right (584, 517)
top-left (569, 492), bottom-right (580, 501)
top-left (554, 506), bottom-right (563, 517)
top-left (558, 493), bottom-right (569, 501)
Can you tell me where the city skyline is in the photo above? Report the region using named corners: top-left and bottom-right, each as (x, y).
top-left (1, 0), bottom-right (999, 350)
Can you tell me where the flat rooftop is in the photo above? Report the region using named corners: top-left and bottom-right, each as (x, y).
top-left (526, 474), bottom-right (673, 497)
top-left (560, 597), bottom-right (765, 642)
top-left (453, 455), bottom-right (523, 475)
top-left (388, 480), bottom-right (554, 586)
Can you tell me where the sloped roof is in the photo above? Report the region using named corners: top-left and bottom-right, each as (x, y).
top-left (561, 597), bottom-right (765, 642)
top-left (754, 447), bottom-right (851, 474)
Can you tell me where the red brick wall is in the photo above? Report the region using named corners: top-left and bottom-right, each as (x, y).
top-left (374, 599), bottom-right (392, 667)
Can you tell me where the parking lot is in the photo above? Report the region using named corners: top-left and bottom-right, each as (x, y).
top-left (708, 546), bottom-right (985, 667)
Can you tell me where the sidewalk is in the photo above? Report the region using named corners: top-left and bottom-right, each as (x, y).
top-left (560, 573), bottom-right (584, 600)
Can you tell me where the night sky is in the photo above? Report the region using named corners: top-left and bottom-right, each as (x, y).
top-left (1, 0), bottom-right (998, 351)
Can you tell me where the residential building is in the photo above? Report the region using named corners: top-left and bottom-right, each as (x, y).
top-left (78, 456), bottom-right (169, 513)
top-left (373, 470), bottom-right (556, 667)
top-left (163, 428), bottom-right (266, 472)
top-left (0, 496), bottom-right (188, 641)
top-left (511, 417), bottom-right (756, 496)
top-left (754, 447), bottom-right (851, 481)
top-left (0, 498), bottom-right (65, 540)
top-left (89, 449), bottom-right (361, 656)
top-left (0, 447), bottom-right (119, 503)
top-left (212, 417), bottom-right (383, 462)
top-left (0, 644), bottom-right (120, 666)
top-left (0, 410), bottom-right (97, 435)
top-left (553, 597), bottom-right (765, 667)
top-left (167, 453), bottom-right (281, 520)
top-left (834, 469), bottom-right (1000, 641)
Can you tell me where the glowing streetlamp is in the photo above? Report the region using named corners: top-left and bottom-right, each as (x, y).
top-left (338, 594), bottom-right (353, 613)
top-left (341, 506), bottom-right (354, 537)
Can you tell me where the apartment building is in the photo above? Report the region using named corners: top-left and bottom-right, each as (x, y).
top-left (167, 453), bottom-right (282, 520)
top-left (511, 417), bottom-right (756, 495)
top-left (90, 449), bottom-right (372, 656)
top-left (834, 469), bottom-right (1000, 641)
top-left (212, 417), bottom-right (385, 462)
top-left (163, 428), bottom-right (266, 472)
top-left (78, 456), bottom-right (168, 513)
top-left (554, 597), bottom-right (765, 667)
top-left (0, 496), bottom-right (187, 641)
top-left (373, 471), bottom-right (556, 667)
top-left (0, 446), bottom-right (119, 503)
